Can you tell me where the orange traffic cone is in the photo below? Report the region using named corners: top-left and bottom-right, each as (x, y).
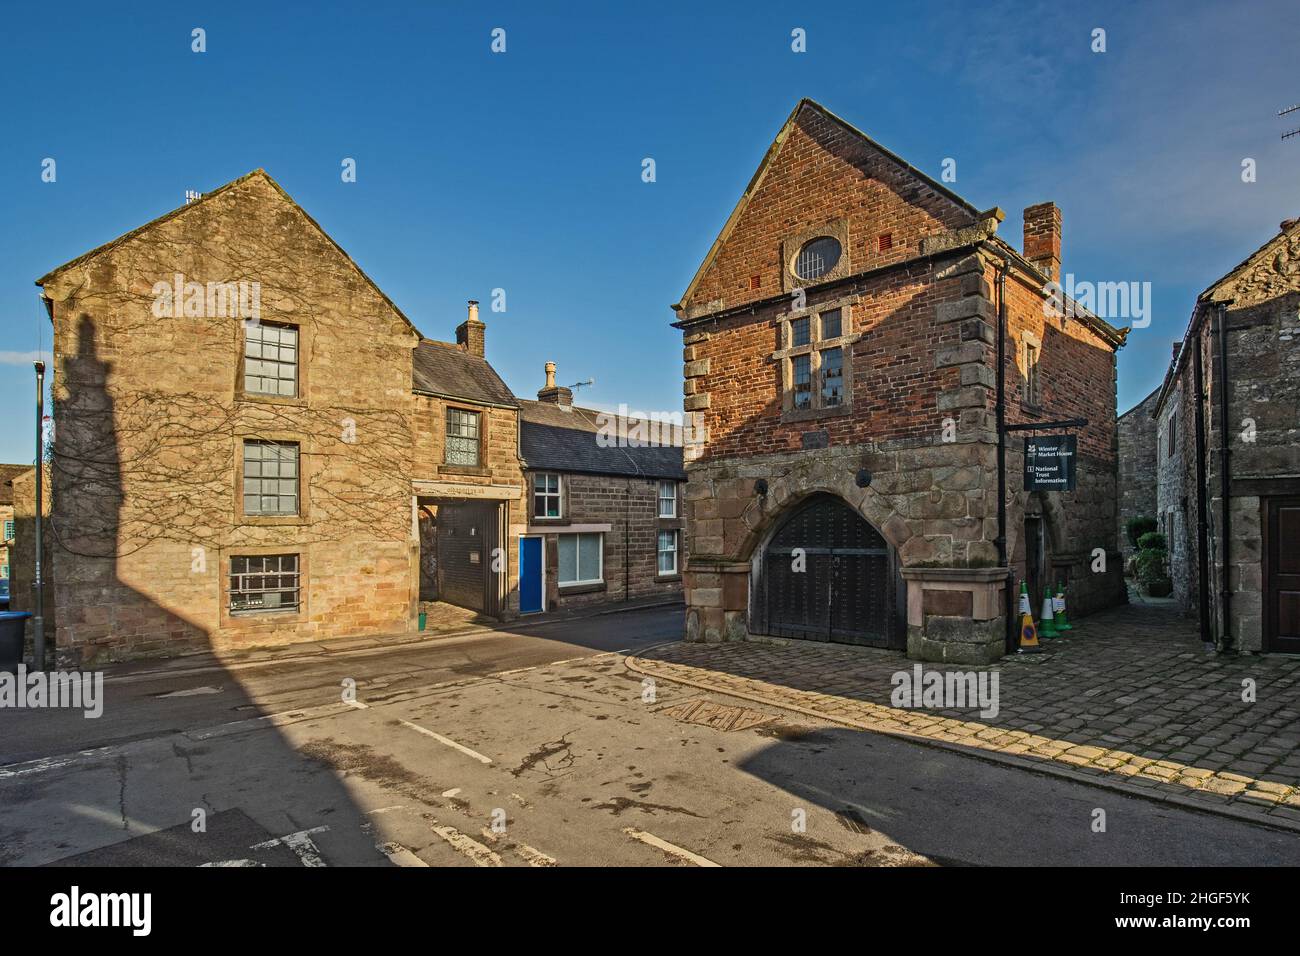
top-left (1017, 581), bottom-right (1041, 653)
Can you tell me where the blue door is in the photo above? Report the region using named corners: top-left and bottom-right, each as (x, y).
top-left (519, 536), bottom-right (543, 614)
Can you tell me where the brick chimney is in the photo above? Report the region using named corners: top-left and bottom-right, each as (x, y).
top-left (1023, 202), bottom-right (1062, 282)
top-left (537, 361), bottom-right (573, 407)
top-left (456, 300), bottom-right (485, 357)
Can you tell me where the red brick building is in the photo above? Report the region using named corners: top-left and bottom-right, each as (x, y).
top-left (674, 99), bottom-right (1127, 663)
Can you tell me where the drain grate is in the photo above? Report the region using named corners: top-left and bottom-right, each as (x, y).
top-left (659, 697), bottom-right (775, 732)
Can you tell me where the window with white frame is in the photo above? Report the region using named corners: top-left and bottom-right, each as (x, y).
top-left (657, 529), bottom-right (678, 575)
top-left (445, 408), bottom-right (481, 467)
top-left (780, 306), bottom-right (850, 413)
top-left (242, 440), bottom-right (299, 515)
top-left (658, 481), bottom-right (676, 518)
top-left (244, 321), bottom-right (298, 397)
top-left (533, 473), bottom-right (561, 518)
top-left (558, 532), bottom-right (602, 586)
top-left (229, 554), bottom-right (300, 612)
top-left (1, 564), bottom-right (9, 579)
top-left (2, 519), bottom-right (13, 541)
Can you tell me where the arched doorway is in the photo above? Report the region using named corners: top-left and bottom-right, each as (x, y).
top-left (754, 493), bottom-right (901, 647)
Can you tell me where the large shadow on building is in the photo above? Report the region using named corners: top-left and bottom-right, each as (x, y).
top-left (0, 316), bottom-right (400, 867)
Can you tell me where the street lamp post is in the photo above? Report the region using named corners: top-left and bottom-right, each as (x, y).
top-left (33, 360), bottom-right (45, 671)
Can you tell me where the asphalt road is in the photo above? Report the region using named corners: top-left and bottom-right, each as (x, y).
top-left (2, 605), bottom-right (1298, 867)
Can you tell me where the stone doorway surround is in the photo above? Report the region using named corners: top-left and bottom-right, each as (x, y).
top-left (683, 444), bottom-right (1008, 662)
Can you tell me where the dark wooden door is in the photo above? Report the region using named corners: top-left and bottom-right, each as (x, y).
top-left (761, 494), bottom-right (895, 647)
top-left (437, 501), bottom-right (490, 613)
top-left (1265, 497), bottom-right (1300, 653)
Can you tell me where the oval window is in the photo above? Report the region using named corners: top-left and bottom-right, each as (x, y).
top-left (794, 236), bottom-right (842, 281)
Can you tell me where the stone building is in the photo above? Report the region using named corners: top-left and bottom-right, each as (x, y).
top-left (32, 170), bottom-right (524, 664)
top-left (0, 464), bottom-right (27, 597)
top-left (673, 99), bottom-right (1127, 663)
top-left (1152, 217), bottom-right (1300, 653)
top-left (517, 363), bottom-right (685, 613)
top-left (1116, 387), bottom-right (1160, 562)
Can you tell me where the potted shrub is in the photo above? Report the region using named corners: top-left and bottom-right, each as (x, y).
top-left (1134, 531), bottom-right (1172, 596)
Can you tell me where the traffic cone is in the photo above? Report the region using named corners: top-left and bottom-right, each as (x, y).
top-left (1054, 582), bottom-right (1072, 631)
top-left (1039, 590), bottom-right (1059, 638)
top-left (1017, 581), bottom-right (1041, 653)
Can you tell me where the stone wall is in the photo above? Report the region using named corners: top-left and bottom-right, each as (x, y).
top-left (526, 472), bottom-right (684, 612)
top-left (1154, 381), bottom-right (1193, 609)
top-left (37, 172), bottom-right (422, 664)
top-left (1116, 387), bottom-right (1160, 560)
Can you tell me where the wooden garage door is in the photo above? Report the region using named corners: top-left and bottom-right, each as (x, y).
top-left (758, 493), bottom-right (896, 647)
top-left (437, 501), bottom-right (490, 612)
top-left (1265, 497), bottom-right (1300, 653)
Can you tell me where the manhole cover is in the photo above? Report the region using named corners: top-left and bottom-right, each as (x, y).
top-left (659, 697), bottom-right (775, 732)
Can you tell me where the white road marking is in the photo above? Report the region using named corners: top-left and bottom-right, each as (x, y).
top-left (515, 844), bottom-right (557, 867)
top-left (622, 827), bottom-right (721, 867)
top-left (251, 826), bottom-right (329, 867)
top-left (0, 747), bottom-right (115, 780)
top-left (157, 686), bottom-right (222, 698)
top-left (397, 719), bottom-right (492, 764)
top-left (429, 823), bottom-right (503, 867)
top-left (376, 841), bottom-right (428, 867)
top-left (345, 699), bottom-right (369, 710)
top-left (200, 859), bottom-right (264, 867)
top-left (441, 788), bottom-right (462, 798)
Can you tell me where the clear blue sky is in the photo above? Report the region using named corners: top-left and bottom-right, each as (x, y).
top-left (2, 0), bottom-right (1298, 466)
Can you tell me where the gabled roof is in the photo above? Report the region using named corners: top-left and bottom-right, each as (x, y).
top-left (674, 97), bottom-right (985, 311)
top-left (1154, 216), bottom-right (1300, 414)
top-left (518, 400), bottom-right (685, 480)
top-left (0, 464), bottom-right (33, 507)
top-left (36, 169), bottom-right (424, 342)
top-left (412, 340), bottom-right (517, 408)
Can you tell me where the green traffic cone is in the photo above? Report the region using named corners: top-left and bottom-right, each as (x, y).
top-left (1055, 582), bottom-right (1072, 630)
top-left (1039, 591), bottom-right (1059, 637)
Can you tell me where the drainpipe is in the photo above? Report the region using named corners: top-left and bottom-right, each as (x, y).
top-left (1215, 303), bottom-right (1233, 652)
top-left (1192, 317), bottom-right (1211, 643)
top-left (33, 360), bottom-right (46, 671)
top-left (995, 257), bottom-right (1014, 654)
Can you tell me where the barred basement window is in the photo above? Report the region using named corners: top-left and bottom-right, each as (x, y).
top-left (230, 554), bottom-right (300, 612)
top-left (244, 321), bottom-right (298, 397)
top-left (533, 473), bottom-right (561, 518)
top-left (658, 480), bottom-right (677, 518)
top-left (243, 440), bottom-right (299, 515)
top-left (657, 529), bottom-right (678, 575)
top-left (445, 408), bottom-right (481, 466)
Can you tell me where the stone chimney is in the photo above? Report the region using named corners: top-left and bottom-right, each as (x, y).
top-left (456, 300), bottom-right (485, 357)
top-left (1023, 202), bottom-right (1062, 282)
top-left (1172, 341), bottom-right (1182, 363)
top-left (537, 360), bottom-right (573, 407)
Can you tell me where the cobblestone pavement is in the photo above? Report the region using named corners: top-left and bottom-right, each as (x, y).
top-left (627, 602), bottom-right (1300, 832)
